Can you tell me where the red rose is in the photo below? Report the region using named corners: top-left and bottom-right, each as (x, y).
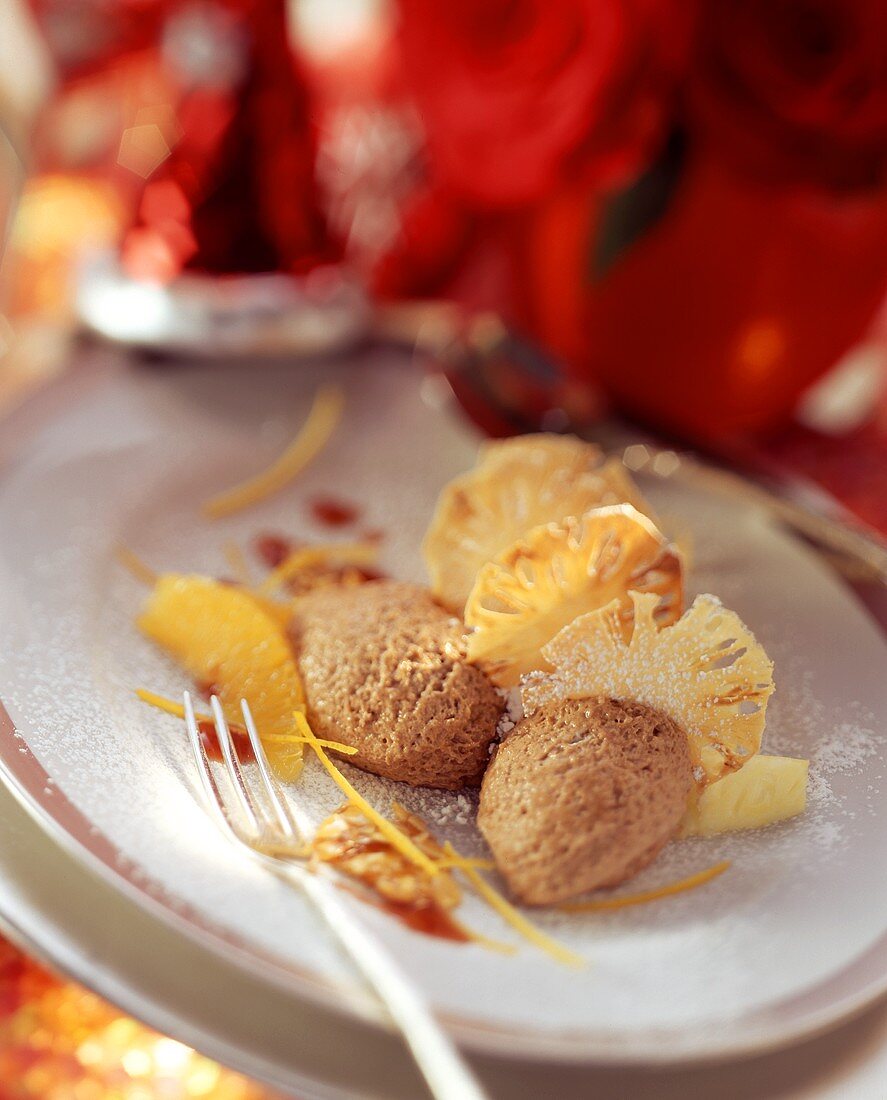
top-left (690, 0), bottom-right (887, 189)
top-left (395, 0), bottom-right (695, 208)
top-left (372, 183), bottom-right (478, 298)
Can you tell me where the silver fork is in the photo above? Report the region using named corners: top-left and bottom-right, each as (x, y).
top-left (182, 692), bottom-right (489, 1100)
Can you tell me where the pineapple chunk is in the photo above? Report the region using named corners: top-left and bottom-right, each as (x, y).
top-left (682, 755), bottom-right (808, 836)
top-left (138, 575), bottom-right (304, 779)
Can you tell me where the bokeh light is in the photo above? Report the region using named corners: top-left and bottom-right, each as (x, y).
top-left (0, 936), bottom-right (280, 1099)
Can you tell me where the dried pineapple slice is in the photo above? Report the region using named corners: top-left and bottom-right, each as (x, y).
top-left (139, 575), bottom-right (305, 779)
top-left (681, 755), bottom-right (808, 836)
top-left (465, 505), bottom-right (682, 686)
top-left (476, 433), bottom-right (600, 471)
top-left (522, 591), bottom-right (774, 782)
top-left (423, 433), bottom-right (653, 612)
top-left (480, 437), bottom-right (650, 517)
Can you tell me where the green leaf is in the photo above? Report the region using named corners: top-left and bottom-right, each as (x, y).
top-left (592, 129), bottom-right (687, 283)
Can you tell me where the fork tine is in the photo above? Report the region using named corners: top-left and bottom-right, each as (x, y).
top-left (239, 699), bottom-right (303, 842)
top-left (209, 695), bottom-right (261, 835)
top-left (189, 696), bottom-right (490, 1100)
top-left (183, 692), bottom-right (239, 839)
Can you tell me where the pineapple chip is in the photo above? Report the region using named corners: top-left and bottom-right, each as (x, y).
top-left (465, 505), bottom-right (683, 687)
top-left (522, 591), bottom-right (775, 783)
top-left (423, 434), bottom-right (653, 612)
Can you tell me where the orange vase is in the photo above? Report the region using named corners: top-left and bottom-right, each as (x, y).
top-left (584, 151), bottom-right (887, 442)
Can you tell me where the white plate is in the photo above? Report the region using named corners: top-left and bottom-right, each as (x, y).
top-left (1, 745), bottom-right (885, 1100)
top-left (0, 351), bottom-right (885, 1065)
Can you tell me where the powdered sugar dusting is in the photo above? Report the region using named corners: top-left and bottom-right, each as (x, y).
top-left (0, 357), bottom-right (885, 1046)
top-left (522, 591), bottom-right (773, 780)
top-left (494, 686), bottom-right (523, 740)
top-left (814, 723), bottom-right (880, 777)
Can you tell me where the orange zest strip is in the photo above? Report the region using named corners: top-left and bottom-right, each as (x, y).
top-left (137, 688), bottom-right (210, 722)
top-left (559, 860), bottom-right (731, 913)
top-left (259, 541), bottom-right (378, 595)
top-left (386, 801), bottom-right (496, 870)
top-left (463, 929), bottom-right (518, 956)
top-left (262, 733), bottom-right (357, 755)
top-left (135, 690), bottom-right (356, 755)
top-left (116, 546), bottom-right (157, 586)
top-left (294, 711), bottom-right (439, 878)
top-left (442, 843), bottom-right (585, 969)
top-left (202, 385), bottom-right (345, 520)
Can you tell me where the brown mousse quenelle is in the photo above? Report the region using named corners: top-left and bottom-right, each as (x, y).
top-left (478, 697), bottom-right (694, 906)
top-left (290, 580), bottom-right (502, 789)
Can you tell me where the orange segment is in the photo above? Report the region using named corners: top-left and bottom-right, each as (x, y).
top-left (138, 575), bottom-right (305, 779)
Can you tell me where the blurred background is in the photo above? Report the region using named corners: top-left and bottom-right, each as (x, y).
top-left (0, 0), bottom-right (886, 533)
top-left (0, 1), bottom-right (885, 1092)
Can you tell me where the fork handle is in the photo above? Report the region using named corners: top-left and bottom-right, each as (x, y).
top-left (269, 860), bottom-right (490, 1100)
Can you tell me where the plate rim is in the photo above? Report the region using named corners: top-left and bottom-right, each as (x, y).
top-left (1, 359), bottom-right (887, 1066)
top-left (0, 740), bottom-right (409, 1100)
top-left (2, 695), bottom-right (887, 1067)
top-left (1, 745), bottom-right (884, 1100)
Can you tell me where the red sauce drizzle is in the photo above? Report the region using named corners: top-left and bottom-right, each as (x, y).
top-left (361, 528), bottom-right (386, 544)
top-left (338, 884), bottom-right (469, 943)
top-left (194, 680), bottom-right (255, 763)
top-left (196, 678), bottom-right (220, 700)
top-left (309, 496), bottom-right (361, 528)
top-left (383, 901), bottom-right (469, 942)
top-left (353, 566), bottom-right (388, 583)
top-left (197, 719), bottom-right (256, 764)
top-left (254, 532), bottom-right (299, 569)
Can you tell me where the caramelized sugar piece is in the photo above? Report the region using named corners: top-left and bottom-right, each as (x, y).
top-left (423, 434), bottom-right (652, 612)
top-left (465, 504), bottom-right (683, 686)
top-left (522, 591), bottom-right (774, 783)
top-left (312, 803), bottom-right (466, 940)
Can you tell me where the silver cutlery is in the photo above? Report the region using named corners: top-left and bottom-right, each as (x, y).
top-left (182, 691), bottom-right (490, 1100)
